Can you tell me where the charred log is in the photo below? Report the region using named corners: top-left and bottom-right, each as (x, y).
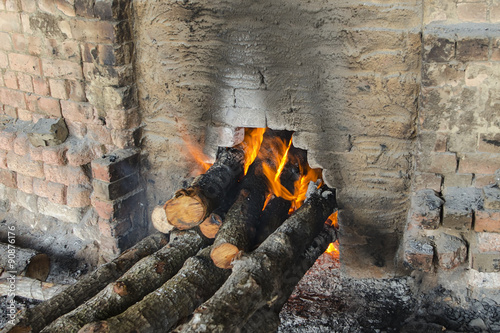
top-left (176, 184), bottom-right (337, 332)
top-left (39, 230), bottom-right (209, 333)
top-left (79, 246), bottom-right (230, 333)
top-left (6, 233), bottom-right (169, 333)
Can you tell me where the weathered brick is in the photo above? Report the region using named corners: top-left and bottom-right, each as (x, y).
top-left (478, 133), bottom-right (500, 153)
top-left (37, 197), bottom-right (84, 223)
top-left (475, 210), bottom-right (500, 233)
top-left (12, 133), bottom-right (29, 156)
top-left (474, 174), bottom-right (496, 188)
top-left (483, 185), bottom-right (500, 210)
top-left (93, 173), bottom-right (139, 201)
top-left (442, 187), bottom-right (482, 230)
top-left (5, 0), bottom-right (21, 12)
top-left (423, 35), bottom-right (455, 62)
top-left (459, 153), bottom-right (500, 174)
top-left (0, 51), bottom-right (8, 69)
top-left (29, 144), bottom-right (44, 161)
top-left (28, 117), bottom-right (69, 147)
top-left (408, 189), bottom-right (444, 230)
top-left (42, 145), bottom-right (67, 166)
top-left (456, 37), bottom-right (489, 62)
top-left (67, 184), bottom-right (91, 207)
top-left (17, 109), bottom-right (32, 122)
top-left (457, 3), bottom-right (487, 22)
top-left (443, 173), bottom-right (473, 188)
top-left (20, 13), bottom-right (31, 34)
top-left (16, 190), bottom-right (38, 213)
top-left (17, 73), bottom-right (33, 92)
top-left (404, 237), bottom-right (434, 272)
top-left (37, 96), bottom-right (61, 117)
top-left (32, 177), bottom-right (48, 198)
top-left (42, 58), bottom-right (83, 79)
top-left (45, 38), bottom-right (80, 61)
top-left (0, 32), bottom-right (13, 51)
top-left (12, 33), bottom-right (26, 52)
top-left (61, 100), bottom-right (97, 123)
top-left (99, 217), bottom-right (131, 238)
top-left (0, 169), bottom-right (16, 188)
top-left (0, 129), bottom-right (18, 151)
top-left (27, 36), bottom-right (43, 56)
top-left (71, 20), bottom-right (115, 43)
top-left (471, 251), bottom-right (500, 273)
top-left (476, 232), bottom-right (500, 252)
top-left (65, 119), bottom-right (87, 138)
top-left (0, 150), bottom-right (7, 169)
top-left (3, 105), bottom-right (18, 118)
top-left (68, 80), bottom-right (86, 102)
top-left (46, 181), bottom-right (66, 205)
top-left (66, 139), bottom-right (96, 166)
top-left (8, 53), bottom-right (42, 75)
top-left (98, 43), bottom-right (133, 66)
top-left (3, 71), bottom-right (18, 89)
top-left (417, 152), bottom-right (457, 174)
top-left (44, 164), bottom-right (90, 186)
top-left (20, 0), bottom-right (37, 12)
top-left (16, 173), bottom-right (33, 194)
top-left (74, 0), bottom-right (95, 18)
top-left (0, 12), bottom-right (21, 32)
top-left (32, 76), bottom-right (50, 95)
top-left (435, 232), bottom-right (468, 270)
top-left (49, 79), bottom-right (69, 100)
top-left (106, 107), bottom-right (140, 130)
top-left (91, 189), bottom-right (145, 220)
top-left (87, 124), bottom-right (113, 145)
top-left (7, 151), bottom-right (44, 178)
top-left (55, 0), bottom-right (76, 16)
top-left (91, 148), bottom-right (139, 182)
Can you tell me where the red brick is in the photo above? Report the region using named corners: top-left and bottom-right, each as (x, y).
top-left (17, 73), bottom-right (33, 92)
top-left (12, 33), bottom-right (26, 52)
top-left (459, 153), bottom-right (500, 174)
top-left (32, 177), bottom-right (48, 197)
top-left (12, 133), bottom-right (29, 156)
top-left (16, 174), bottom-right (33, 194)
top-left (61, 100), bottom-right (97, 123)
top-left (32, 76), bottom-right (50, 95)
top-left (44, 164), bottom-right (90, 186)
top-left (0, 130), bottom-right (17, 151)
top-left (0, 32), bottom-right (12, 51)
top-left (106, 107), bottom-right (140, 130)
top-left (475, 210), bottom-right (500, 233)
top-left (476, 232), bottom-right (500, 253)
top-left (55, 0), bottom-right (76, 16)
top-left (65, 119), bottom-right (87, 138)
top-left (0, 169), bottom-right (16, 188)
top-left (28, 36), bottom-right (43, 56)
top-left (67, 184), bottom-right (91, 207)
top-left (66, 141), bottom-right (96, 166)
top-left (42, 145), bottom-right (68, 166)
top-left (91, 149), bottom-right (139, 182)
top-left (3, 71), bottom-right (18, 89)
top-left (17, 109), bottom-right (32, 121)
top-left (24, 93), bottom-right (37, 111)
top-left (0, 149), bottom-right (7, 169)
top-left (46, 181), bottom-right (66, 205)
top-left (88, 124), bottom-right (113, 145)
top-left (38, 0), bottom-right (59, 15)
top-left (0, 51), bottom-right (8, 69)
top-left (8, 53), bottom-right (42, 75)
top-left (474, 174), bottom-right (496, 188)
top-left (418, 152), bottom-right (457, 174)
top-left (42, 58), bottom-right (83, 79)
top-left (0, 12), bottom-right (21, 32)
top-left (3, 105), bottom-right (17, 118)
top-left (20, 0), bottom-right (37, 12)
top-left (29, 144), bottom-right (44, 161)
top-left (478, 133), bottom-right (500, 153)
top-left (37, 96), bottom-right (61, 117)
top-left (49, 79), bottom-right (68, 99)
top-left (456, 37), bottom-right (489, 62)
top-left (92, 196), bottom-right (114, 219)
top-left (6, 151), bottom-right (44, 178)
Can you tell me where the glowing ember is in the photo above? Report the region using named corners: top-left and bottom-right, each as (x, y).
top-left (325, 241), bottom-right (340, 259)
top-left (241, 128), bottom-right (266, 175)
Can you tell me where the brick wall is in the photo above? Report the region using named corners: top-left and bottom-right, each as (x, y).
top-left (404, 0), bottom-right (500, 279)
top-left (0, 0), bottom-right (144, 263)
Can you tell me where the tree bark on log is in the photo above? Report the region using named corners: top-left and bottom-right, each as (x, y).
top-left (5, 233), bottom-right (169, 333)
top-left (79, 246), bottom-right (231, 333)
top-left (0, 244), bottom-right (50, 281)
top-left (39, 230), bottom-right (209, 333)
top-left (241, 225), bottom-right (338, 333)
top-left (176, 185), bottom-right (337, 333)
top-left (161, 146), bottom-right (245, 231)
top-left (0, 276), bottom-right (68, 301)
top-left (210, 164), bottom-right (269, 269)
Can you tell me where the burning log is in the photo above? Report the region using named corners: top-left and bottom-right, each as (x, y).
top-left (6, 233), bottom-right (168, 333)
top-left (160, 146), bottom-right (246, 231)
top-left (0, 276), bottom-right (68, 301)
top-left (0, 243), bottom-right (50, 282)
top-left (78, 246), bottom-right (230, 333)
top-left (39, 230), bottom-right (209, 333)
top-left (241, 225), bottom-right (338, 333)
top-left (176, 184), bottom-right (337, 332)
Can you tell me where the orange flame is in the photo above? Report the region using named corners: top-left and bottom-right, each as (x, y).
top-left (290, 166), bottom-right (323, 211)
top-left (325, 241), bottom-right (340, 259)
top-left (183, 137), bottom-right (213, 175)
top-left (241, 128), bottom-right (266, 175)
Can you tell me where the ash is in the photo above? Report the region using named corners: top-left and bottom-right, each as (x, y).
top-left (279, 254), bottom-right (500, 333)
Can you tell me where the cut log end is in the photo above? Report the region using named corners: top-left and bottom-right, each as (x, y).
top-left (25, 253), bottom-right (50, 282)
top-left (199, 214), bottom-right (223, 239)
top-left (151, 205), bottom-right (175, 234)
top-left (164, 195), bottom-right (206, 230)
top-left (78, 321), bottom-right (109, 333)
top-left (210, 243), bottom-right (240, 269)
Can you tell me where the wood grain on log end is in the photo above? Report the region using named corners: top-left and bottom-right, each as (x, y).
top-left (25, 254), bottom-right (50, 282)
top-left (112, 281), bottom-right (128, 296)
top-left (151, 205), bottom-right (175, 234)
top-left (164, 195), bottom-right (206, 230)
top-left (199, 214), bottom-right (222, 239)
top-left (8, 326), bottom-right (31, 333)
top-left (210, 243), bottom-right (240, 269)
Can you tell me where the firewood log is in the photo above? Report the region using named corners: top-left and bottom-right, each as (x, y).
top-left (78, 246), bottom-right (230, 333)
top-left (0, 243), bottom-right (50, 281)
top-left (176, 184), bottom-right (337, 333)
top-left (241, 225), bottom-right (338, 333)
top-left (160, 146), bottom-right (246, 231)
top-left (39, 230), bottom-right (209, 333)
top-left (210, 164), bottom-right (269, 269)
top-left (254, 197), bottom-right (291, 246)
top-left (6, 233), bottom-right (168, 333)
top-left (0, 275), bottom-right (68, 301)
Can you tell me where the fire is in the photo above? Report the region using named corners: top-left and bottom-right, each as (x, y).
top-left (241, 128), bottom-right (266, 175)
top-left (325, 241), bottom-right (340, 259)
top-left (183, 137), bottom-right (213, 175)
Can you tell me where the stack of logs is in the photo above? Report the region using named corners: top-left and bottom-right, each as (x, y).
top-left (3, 129), bottom-right (338, 333)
